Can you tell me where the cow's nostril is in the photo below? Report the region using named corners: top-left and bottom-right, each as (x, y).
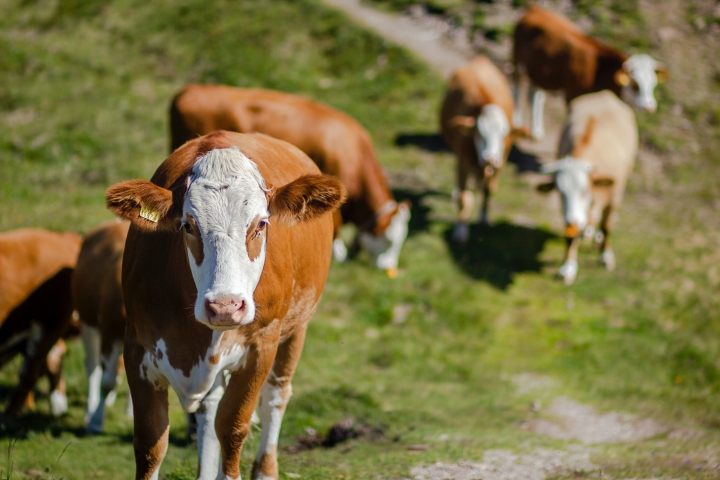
top-left (205, 299), bottom-right (217, 318)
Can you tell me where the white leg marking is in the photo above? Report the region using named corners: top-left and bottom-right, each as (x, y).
top-left (530, 87), bottom-right (546, 140)
top-left (256, 373), bottom-right (291, 474)
top-left (600, 248), bottom-right (616, 271)
top-left (196, 374), bottom-right (225, 480)
top-left (332, 238), bottom-right (348, 263)
top-left (126, 395), bottom-right (134, 419)
top-left (81, 325), bottom-right (102, 427)
top-left (559, 259), bottom-right (579, 285)
top-left (512, 79), bottom-right (522, 127)
top-left (49, 390), bottom-right (68, 417)
top-left (87, 340), bottom-right (122, 433)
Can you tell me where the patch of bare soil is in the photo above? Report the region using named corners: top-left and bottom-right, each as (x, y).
top-left (288, 418), bottom-right (386, 453)
top-left (526, 396), bottom-right (668, 444)
top-left (411, 446), bottom-right (597, 480)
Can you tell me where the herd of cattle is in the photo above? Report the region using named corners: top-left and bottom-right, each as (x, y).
top-left (0, 5), bottom-right (667, 479)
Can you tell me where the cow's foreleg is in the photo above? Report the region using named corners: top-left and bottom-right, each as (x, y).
top-left (529, 85), bottom-right (546, 140)
top-left (126, 341), bottom-right (169, 480)
top-left (512, 68), bottom-right (524, 127)
top-left (452, 163), bottom-right (473, 244)
top-left (559, 235), bottom-right (581, 285)
top-left (81, 324), bottom-right (102, 429)
top-left (196, 374), bottom-right (225, 480)
top-left (216, 329), bottom-right (280, 480)
top-left (87, 338), bottom-right (123, 433)
top-left (253, 326), bottom-right (307, 480)
top-left (598, 205), bottom-right (615, 271)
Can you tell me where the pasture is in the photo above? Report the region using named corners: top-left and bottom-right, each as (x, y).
top-left (1, 0), bottom-right (720, 478)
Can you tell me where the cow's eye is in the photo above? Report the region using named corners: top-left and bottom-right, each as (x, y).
top-left (183, 222), bottom-right (192, 234)
top-left (257, 220), bottom-right (268, 231)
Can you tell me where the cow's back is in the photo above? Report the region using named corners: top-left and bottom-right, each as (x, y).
top-left (72, 220), bottom-right (129, 331)
top-left (559, 91), bottom-right (638, 203)
top-left (172, 85), bottom-right (373, 202)
top-left (0, 230), bottom-right (81, 323)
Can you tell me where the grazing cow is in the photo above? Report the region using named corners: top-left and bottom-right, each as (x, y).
top-left (170, 84), bottom-right (410, 277)
top-left (536, 90), bottom-right (637, 284)
top-left (106, 131), bottom-right (345, 479)
top-left (440, 56), bottom-right (527, 243)
top-left (0, 229), bottom-right (82, 416)
top-left (512, 4), bottom-right (668, 139)
top-left (72, 220), bottom-right (132, 433)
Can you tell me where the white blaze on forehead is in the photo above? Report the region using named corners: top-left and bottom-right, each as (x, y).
top-left (546, 157), bottom-right (593, 229)
top-left (624, 54), bottom-right (660, 112)
top-left (358, 203), bottom-right (410, 270)
top-left (475, 103), bottom-right (510, 167)
top-left (184, 147), bottom-right (269, 328)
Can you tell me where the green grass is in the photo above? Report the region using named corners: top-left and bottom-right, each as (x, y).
top-left (1, 0), bottom-right (720, 478)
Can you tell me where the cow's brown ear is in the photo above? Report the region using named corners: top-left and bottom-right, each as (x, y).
top-left (592, 176), bottom-right (615, 187)
top-left (449, 115), bottom-right (477, 136)
top-left (656, 65), bottom-right (669, 84)
top-left (536, 181), bottom-right (556, 193)
top-left (268, 174), bottom-right (347, 225)
top-left (614, 70), bottom-right (631, 87)
top-left (106, 180), bottom-right (177, 232)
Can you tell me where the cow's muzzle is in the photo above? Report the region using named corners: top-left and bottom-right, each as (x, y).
top-left (204, 298), bottom-right (247, 327)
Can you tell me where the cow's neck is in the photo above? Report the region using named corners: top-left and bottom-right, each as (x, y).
top-left (593, 47), bottom-right (628, 96)
top-left (352, 147), bottom-right (394, 234)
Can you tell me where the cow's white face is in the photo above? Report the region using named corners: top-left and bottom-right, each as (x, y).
top-left (359, 202), bottom-right (410, 274)
top-left (182, 147), bottom-right (269, 330)
top-left (474, 104), bottom-right (510, 168)
top-left (623, 54), bottom-right (661, 113)
top-left (545, 157), bottom-right (594, 234)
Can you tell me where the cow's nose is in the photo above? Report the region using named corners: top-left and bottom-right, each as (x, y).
top-left (205, 298), bottom-right (246, 325)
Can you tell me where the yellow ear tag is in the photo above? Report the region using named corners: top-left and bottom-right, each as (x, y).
top-left (616, 71), bottom-right (630, 86)
top-left (139, 206), bottom-right (160, 223)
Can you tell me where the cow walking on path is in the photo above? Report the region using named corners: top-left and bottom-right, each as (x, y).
top-left (0, 229), bottom-right (81, 416)
top-left (106, 131), bottom-right (345, 480)
top-left (170, 84), bottom-right (409, 277)
top-left (512, 4), bottom-right (668, 140)
top-left (72, 220), bottom-right (132, 433)
top-left (440, 55), bottom-right (527, 243)
top-left (536, 90), bottom-right (638, 284)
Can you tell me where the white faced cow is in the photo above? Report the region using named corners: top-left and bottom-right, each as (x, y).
top-left (513, 4), bottom-right (668, 139)
top-left (106, 131), bottom-right (345, 480)
top-left (537, 90), bottom-right (638, 284)
top-left (440, 55), bottom-right (527, 243)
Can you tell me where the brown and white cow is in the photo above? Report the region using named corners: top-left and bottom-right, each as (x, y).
top-left (536, 90), bottom-right (637, 284)
top-left (106, 131), bottom-right (345, 479)
top-left (170, 84), bottom-right (409, 277)
top-left (513, 4), bottom-right (668, 139)
top-left (72, 220), bottom-right (132, 433)
top-left (440, 55), bottom-right (527, 243)
top-left (0, 229), bottom-right (81, 416)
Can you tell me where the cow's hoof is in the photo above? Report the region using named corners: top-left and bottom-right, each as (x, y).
top-left (558, 260), bottom-right (578, 285)
top-left (49, 390), bottom-right (68, 417)
top-left (600, 249), bottom-right (615, 271)
top-left (86, 423), bottom-right (104, 435)
top-left (452, 223), bottom-right (469, 244)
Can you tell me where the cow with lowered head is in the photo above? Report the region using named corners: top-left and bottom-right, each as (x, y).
top-left (106, 131), bottom-right (345, 480)
top-left (513, 4), bottom-right (668, 140)
top-left (537, 90), bottom-right (637, 284)
top-left (170, 84), bottom-right (410, 277)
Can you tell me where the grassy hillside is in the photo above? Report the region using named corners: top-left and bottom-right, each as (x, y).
top-left (1, 0), bottom-right (720, 478)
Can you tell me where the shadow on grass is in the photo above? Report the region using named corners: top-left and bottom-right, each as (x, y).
top-left (394, 132), bottom-right (451, 153)
top-left (444, 221), bottom-right (556, 290)
top-left (507, 144), bottom-right (543, 173)
top-left (391, 188), bottom-right (449, 236)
